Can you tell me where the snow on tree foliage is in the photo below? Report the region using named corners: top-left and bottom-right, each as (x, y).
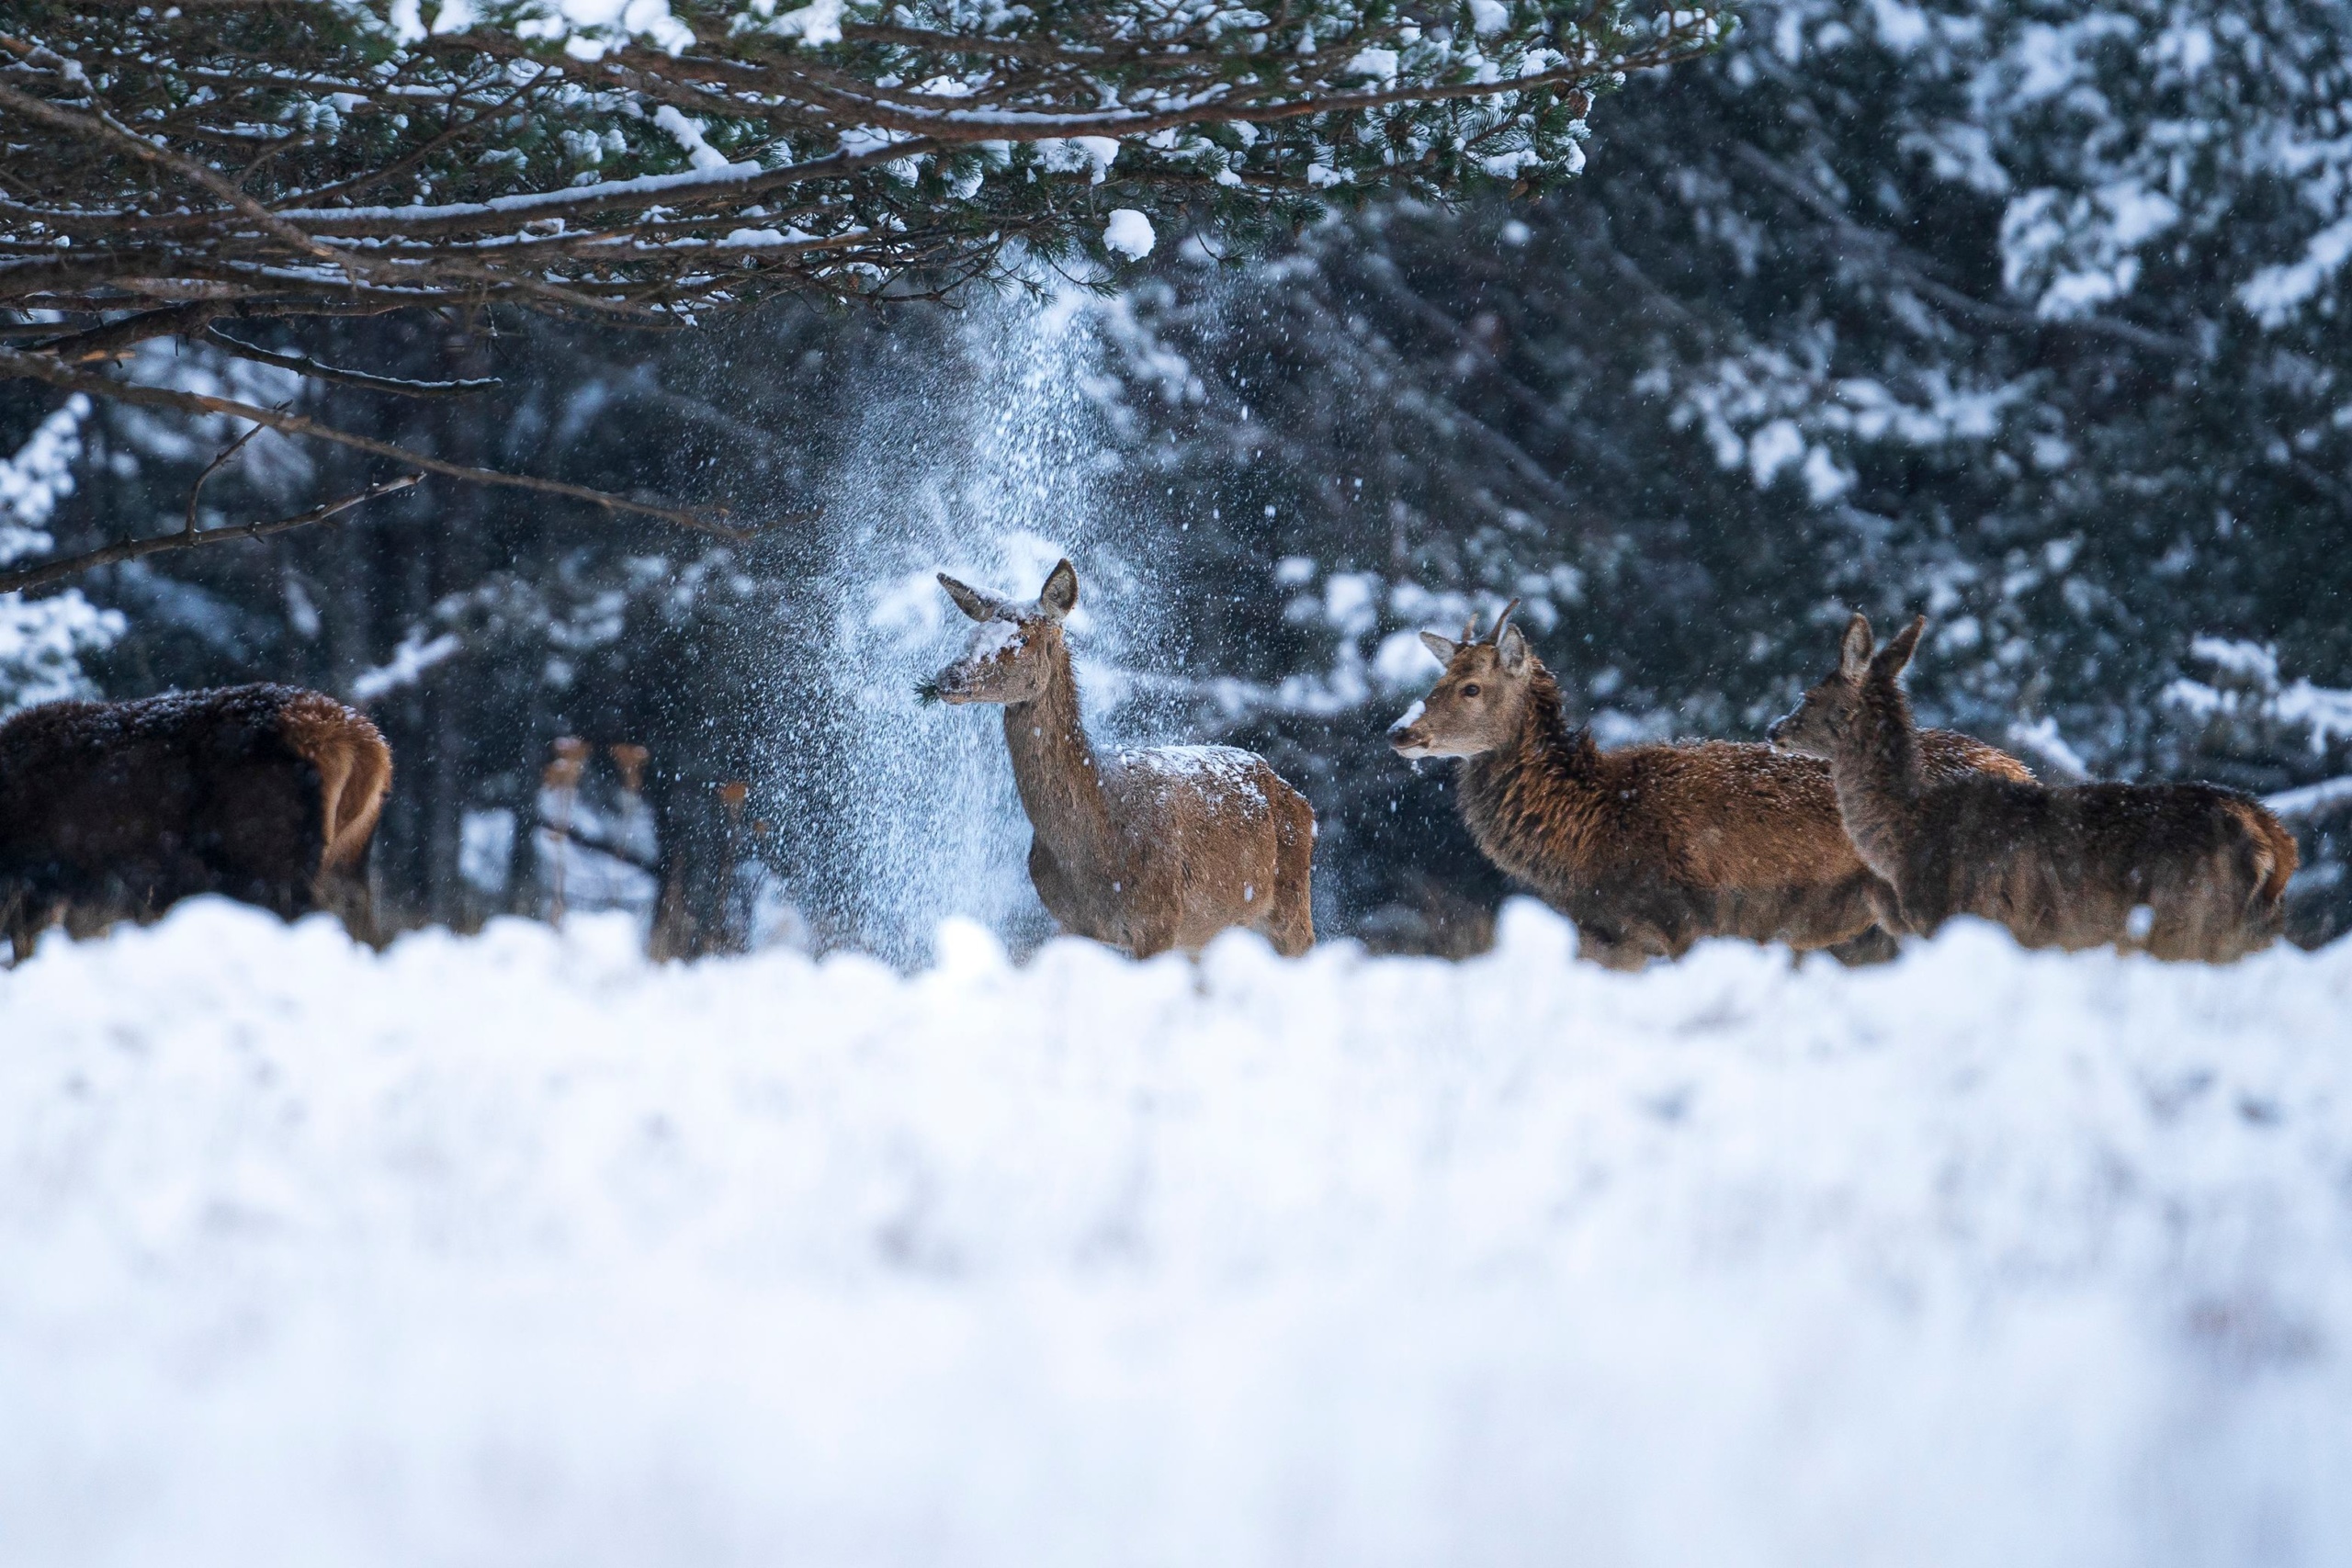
top-left (0, 394), bottom-right (122, 715)
top-left (0, 1), bottom-right (1721, 327)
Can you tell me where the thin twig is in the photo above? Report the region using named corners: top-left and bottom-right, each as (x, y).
top-left (0, 472), bottom-right (423, 595)
top-left (0, 344), bottom-right (748, 537)
top-left (186, 417), bottom-right (266, 537)
top-left (537, 818), bottom-right (660, 876)
top-left (204, 327), bottom-right (503, 399)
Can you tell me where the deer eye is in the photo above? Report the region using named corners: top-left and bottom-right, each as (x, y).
top-left (1460, 682), bottom-right (1482, 698)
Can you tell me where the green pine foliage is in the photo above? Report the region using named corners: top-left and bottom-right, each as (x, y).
top-left (2, 1), bottom-right (1720, 316)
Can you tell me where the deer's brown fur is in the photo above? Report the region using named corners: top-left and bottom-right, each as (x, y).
top-left (929, 559), bottom-right (1314, 958)
top-left (1389, 604), bottom-right (2030, 969)
top-left (0, 683), bottom-right (391, 959)
top-left (1771, 614), bottom-right (2293, 962)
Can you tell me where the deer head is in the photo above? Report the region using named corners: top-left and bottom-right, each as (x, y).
top-left (922, 558), bottom-right (1080, 706)
top-left (1387, 598), bottom-right (1534, 759)
top-left (1768, 612), bottom-right (1925, 759)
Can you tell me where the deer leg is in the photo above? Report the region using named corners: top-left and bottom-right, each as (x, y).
top-left (1824, 926), bottom-right (1903, 966)
top-left (1574, 921), bottom-right (1652, 972)
top-left (1124, 918), bottom-right (1179, 961)
top-left (3, 891), bottom-right (38, 966)
top-left (1864, 876), bottom-right (1910, 937)
top-left (1025, 839), bottom-right (1083, 936)
top-left (1265, 795), bottom-right (1317, 957)
top-left (318, 862), bottom-right (382, 947)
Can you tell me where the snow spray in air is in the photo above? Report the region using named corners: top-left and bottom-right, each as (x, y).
top-left (774, 290), bottom-right (1165, 965)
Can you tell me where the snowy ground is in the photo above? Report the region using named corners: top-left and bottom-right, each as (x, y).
top-left (3, 901), bottom-right (2348, 1568)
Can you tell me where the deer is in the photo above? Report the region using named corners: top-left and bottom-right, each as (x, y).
top-left (1769, 614), bottom-right (2296, 962)
top-left (1386, 601), bottom-right (2035, 970)
top-left (0, 683), bottom-right (392, 961)
top-left (924, 558), bottom-right (1316, 958)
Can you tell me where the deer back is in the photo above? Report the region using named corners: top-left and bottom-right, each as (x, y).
top-left (0, 683), bottom-right (390, 945)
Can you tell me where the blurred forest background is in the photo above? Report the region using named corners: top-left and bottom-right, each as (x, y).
top-left (6, 0), bottom-right (2350, 957)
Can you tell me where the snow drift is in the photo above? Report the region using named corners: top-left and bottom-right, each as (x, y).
top-left (2, 900), bottom-right (2348, 1567)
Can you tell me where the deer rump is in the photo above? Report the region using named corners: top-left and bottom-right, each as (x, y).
top-left (1464, 727), bottom-right (2025, 969)
top-left (0, 683), bottom-right (390, 955)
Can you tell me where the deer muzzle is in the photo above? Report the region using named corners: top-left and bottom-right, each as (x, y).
top-left (1387, 700), bottom-right (1434, 758)
top-left (926, 664), bottom-right (976, 704)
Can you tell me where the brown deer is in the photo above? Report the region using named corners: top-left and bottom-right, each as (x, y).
top-left (0, 683), bottom-right (391, 960)
top-left (925, 558), bottom-right (1316, 958)
top-left (1769, 614), bottom-right (2295, 962)
top-left (1387, 602), bottom-right (2034, 969)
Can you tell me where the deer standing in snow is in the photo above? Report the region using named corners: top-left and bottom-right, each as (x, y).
top-left (0, 683), bottom-right (391, 959)
top-left (1769, 614), bottom-right (2295, 961)
top-left (1388, 602), bottom-right (2034, 969)
top-left (926, 558), bottom-right (1316, 958)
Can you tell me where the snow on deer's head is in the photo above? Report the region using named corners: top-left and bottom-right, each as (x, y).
top-left (922, 558), bottom-right (1080, 706)
top-left (1769, 612), bottom-right (1925, 759)
top-left (1387, 598), bottom-right (1536, 760)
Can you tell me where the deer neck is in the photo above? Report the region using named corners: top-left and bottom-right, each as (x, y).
top-left (1834, 678), bottom-right (1926, 879)
top-left (1465, 665), bottom-right (1598, 791)
top-left (1457, 663), bottom-right (1605, 864)
top-left (1001, 648), bottom-right (1117, 872)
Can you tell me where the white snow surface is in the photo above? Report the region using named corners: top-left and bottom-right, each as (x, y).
top-left (4, 899), bottom-right (2350, 1567)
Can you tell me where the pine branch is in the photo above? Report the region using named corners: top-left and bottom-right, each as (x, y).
top-left (0, 78), bottom-right (368, 281)
top-left (1, 4), bottom-right (1723, 327)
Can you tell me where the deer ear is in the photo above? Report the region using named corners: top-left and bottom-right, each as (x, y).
top-left (939, 573), bottom-right (999, 623)
top-left (1874, 615), bottom-right (1927, 679)
top-left (1496, 621), bottom-right (1531, 676)
top-left (1838, 614), bottom-right (1874, 681)
top-left (1419, 630), bottom-right (1459, 664)
top-left (1038, 558), bottom-right (1079, 620)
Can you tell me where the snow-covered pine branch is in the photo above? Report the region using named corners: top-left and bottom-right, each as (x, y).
top-left (0, 1), bottom-right (1724, 334)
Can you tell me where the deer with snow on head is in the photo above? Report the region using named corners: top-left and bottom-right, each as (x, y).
top-left (1770, 613), bottom-right (2295, 961)
top-left (926, 558), bottom-right (1316, 958)
top-left (1388, 599), bottom-right (2034, 969)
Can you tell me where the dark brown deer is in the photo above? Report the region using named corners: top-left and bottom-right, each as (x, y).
top-left (0, 683), bottom-right (391, 959)
top-left (1387, 603), bottom-right (2034, 969)
top-left (1769, 614), bottom-right (2295, 962)
top-left (926, 558), bottom-right (1316, 958)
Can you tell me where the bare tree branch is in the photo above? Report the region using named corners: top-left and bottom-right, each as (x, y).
top-left (32, 300), bottom-right (222, 362)
top-left (537, 817), bottom-right (660, 876)
top-left (0, 471), bottom-right (424, 595)
top-left (185, 416), bottom-right (267, 536)
top-left (202, 328), bottom-right (504, 399)
top-left (0, 345), bottom-right (749, 537)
